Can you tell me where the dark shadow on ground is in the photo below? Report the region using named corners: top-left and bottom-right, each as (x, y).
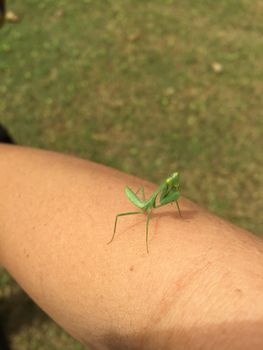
top-left (0, 285), bottom-right (50, 346)
top-left (0, 124), bottom-right (15, 144)
top-left (0, 316), bottom-right (10, 350)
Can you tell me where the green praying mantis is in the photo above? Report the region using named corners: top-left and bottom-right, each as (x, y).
top-left (108, 172), bottom-right (182, 253)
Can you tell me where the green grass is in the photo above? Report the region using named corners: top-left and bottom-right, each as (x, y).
top-left (0, 0), bottom-right (262, 348)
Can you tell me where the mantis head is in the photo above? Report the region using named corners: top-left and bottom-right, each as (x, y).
top-left (165, 172), bottom-right (180, 190)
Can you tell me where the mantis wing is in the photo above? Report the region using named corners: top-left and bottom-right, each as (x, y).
top-left (125, 186), bottom-right (145, 209)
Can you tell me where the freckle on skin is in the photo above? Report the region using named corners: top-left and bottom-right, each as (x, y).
top-left (129, 265), bottom-right (134, 272)
top-left (24, 248), bottom-right (30, 258)
top-left (235, 288), bottom-right (242, 294)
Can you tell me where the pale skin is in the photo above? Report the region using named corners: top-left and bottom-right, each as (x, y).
top-left (0, 144), bottom-right (263, 350)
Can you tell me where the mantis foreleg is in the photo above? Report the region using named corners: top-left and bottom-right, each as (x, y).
top-left (159, 184), bottom-right (169, 202)
top-left (135, 186), bottom-right (146, 201)
top-left (155, 189), bottom-right (180, 214)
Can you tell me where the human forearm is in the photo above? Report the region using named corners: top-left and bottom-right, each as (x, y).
top-left (0, 144), bottom-right (262, 350)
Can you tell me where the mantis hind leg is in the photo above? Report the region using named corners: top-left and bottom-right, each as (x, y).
top-left (107, 211), bottom-right (143, 245)
top-left (175, 200), bottom-right (182, 217)
top-left (146, 208), bottom-right (152, 254)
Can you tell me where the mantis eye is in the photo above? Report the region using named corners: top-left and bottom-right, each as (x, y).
top-left (166, 178), bottom-right (172, 185)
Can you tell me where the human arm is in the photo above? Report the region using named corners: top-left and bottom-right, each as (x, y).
top-left (0, 144), bottom-right (263, 350)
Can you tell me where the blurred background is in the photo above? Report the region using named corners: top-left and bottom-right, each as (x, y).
top-left (0, 0), bottom-right (262, 348)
